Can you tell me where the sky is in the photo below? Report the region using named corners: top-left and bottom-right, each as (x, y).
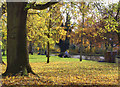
top-left (67, 0), bottom-right (119, 28)
top-left (103, 0), bottom-right (119, 5)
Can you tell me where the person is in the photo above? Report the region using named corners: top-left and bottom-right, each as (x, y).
top-left (65, 50), bottom-right (68, 56)
top-left (64, 50), bottom-right (70, 58)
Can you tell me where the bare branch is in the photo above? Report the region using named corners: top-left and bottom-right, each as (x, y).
top-left (115, 0), bottom-right (120, 21)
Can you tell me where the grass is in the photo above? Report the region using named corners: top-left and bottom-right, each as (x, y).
top-left (2, 54), bottom-right (81, 63)
top-left (1, 54), bottom-right (119, 86)
top-left (29, 54), bottom-right (82, 62)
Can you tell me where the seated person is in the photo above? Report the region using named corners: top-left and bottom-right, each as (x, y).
top-left (64, 50), bottom-right (70, 58)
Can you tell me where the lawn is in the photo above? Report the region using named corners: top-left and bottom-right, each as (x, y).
top-left (1, 54), bottom-right (119, 86)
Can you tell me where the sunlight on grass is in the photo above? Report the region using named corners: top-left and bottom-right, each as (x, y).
top-left (29, 54), bottom-right (81, 63)
top-left (2, 54), bottom-right (118, 86)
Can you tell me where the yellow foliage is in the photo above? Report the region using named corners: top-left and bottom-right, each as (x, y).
top-left (37, 47), bottom-right (39, 51)
top-left (26, 6), bottom-right (63, 50)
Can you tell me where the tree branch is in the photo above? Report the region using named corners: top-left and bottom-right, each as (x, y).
top-left (29, 0), bottom-right (61, 10)
top-left (94, 1), bottom-right (120, 21)
top-left (115, 0), bottom-right (120, 21)
top-left (94, 2), bottom-right (104, 16)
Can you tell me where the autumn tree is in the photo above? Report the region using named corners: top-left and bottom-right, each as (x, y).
top-left (27, 4), bottom-right (63, 63)
top-left (57, 12), bottom-right (71, 57)
top-left (2, 1), bottom-right (61, 76)
top-left (45, 5), bottom-right (63, 63)
top-left (70, 1), bottom-right (93, 60)
top-left (94, 1), bottom-right (120, 53)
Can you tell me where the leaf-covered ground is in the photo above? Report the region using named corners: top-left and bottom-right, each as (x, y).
top-left (1, 55), bottom-right (119, 86)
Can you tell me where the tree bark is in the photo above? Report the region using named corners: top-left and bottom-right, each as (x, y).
top-left (2, 2), bottom-right (32, 76)
top-left (2, 1), bottom-right (59, 76)
top-left (80, 11), bottom-right (85, 61)
top-left (47, 7), bottom-right (52, 63)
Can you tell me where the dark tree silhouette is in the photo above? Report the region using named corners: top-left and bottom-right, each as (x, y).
top-left (57, 13), bottom-right (72, 57)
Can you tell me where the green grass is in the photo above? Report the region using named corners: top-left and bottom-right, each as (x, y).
top-left (2, 54), bottom-right (118, 76)
top-left (2, 54), bottom-right (117, 68)
top-left (2, 54), bottom-right (117, 64)
top-left (29, 54), bottom-right (81, 63)
top-left (2, 54), bottom-right (81, 63)
top-left (2, 54), bottom-right (118, 85)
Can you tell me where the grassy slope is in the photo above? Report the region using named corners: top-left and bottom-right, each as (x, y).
top-left (1, 54), bottom-right (118, 85)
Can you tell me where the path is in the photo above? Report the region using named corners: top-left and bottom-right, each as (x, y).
top-left (50, 54), bottom-right (105, 61)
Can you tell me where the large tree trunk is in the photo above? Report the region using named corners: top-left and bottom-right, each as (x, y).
top-left (2, 2), bottom-right (33, 76)
top-left (2, 1), bottom-right (60, 76)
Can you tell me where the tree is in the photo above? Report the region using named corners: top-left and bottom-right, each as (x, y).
top-left (71, 1), bottom-right (92, 61)
top-left (27, 4), bottom-right (63, 63)
top-left (94, 0), bottom-right (120, 55)
top-left (57, 12), bottom-right (71, 57)
top-left (2, 1), bottom-right (60, 76)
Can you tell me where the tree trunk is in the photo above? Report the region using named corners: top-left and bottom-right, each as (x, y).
top-left (80, 12), bottom-right (84, 61)
top-left (47, 7), bottom-right (52, 63)
top-left (47, 24), bottom-right (50, 63)
top-left (47, 41), bottom-right (50, 63)
top-left (2, 2), bottom-right (33, 76)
